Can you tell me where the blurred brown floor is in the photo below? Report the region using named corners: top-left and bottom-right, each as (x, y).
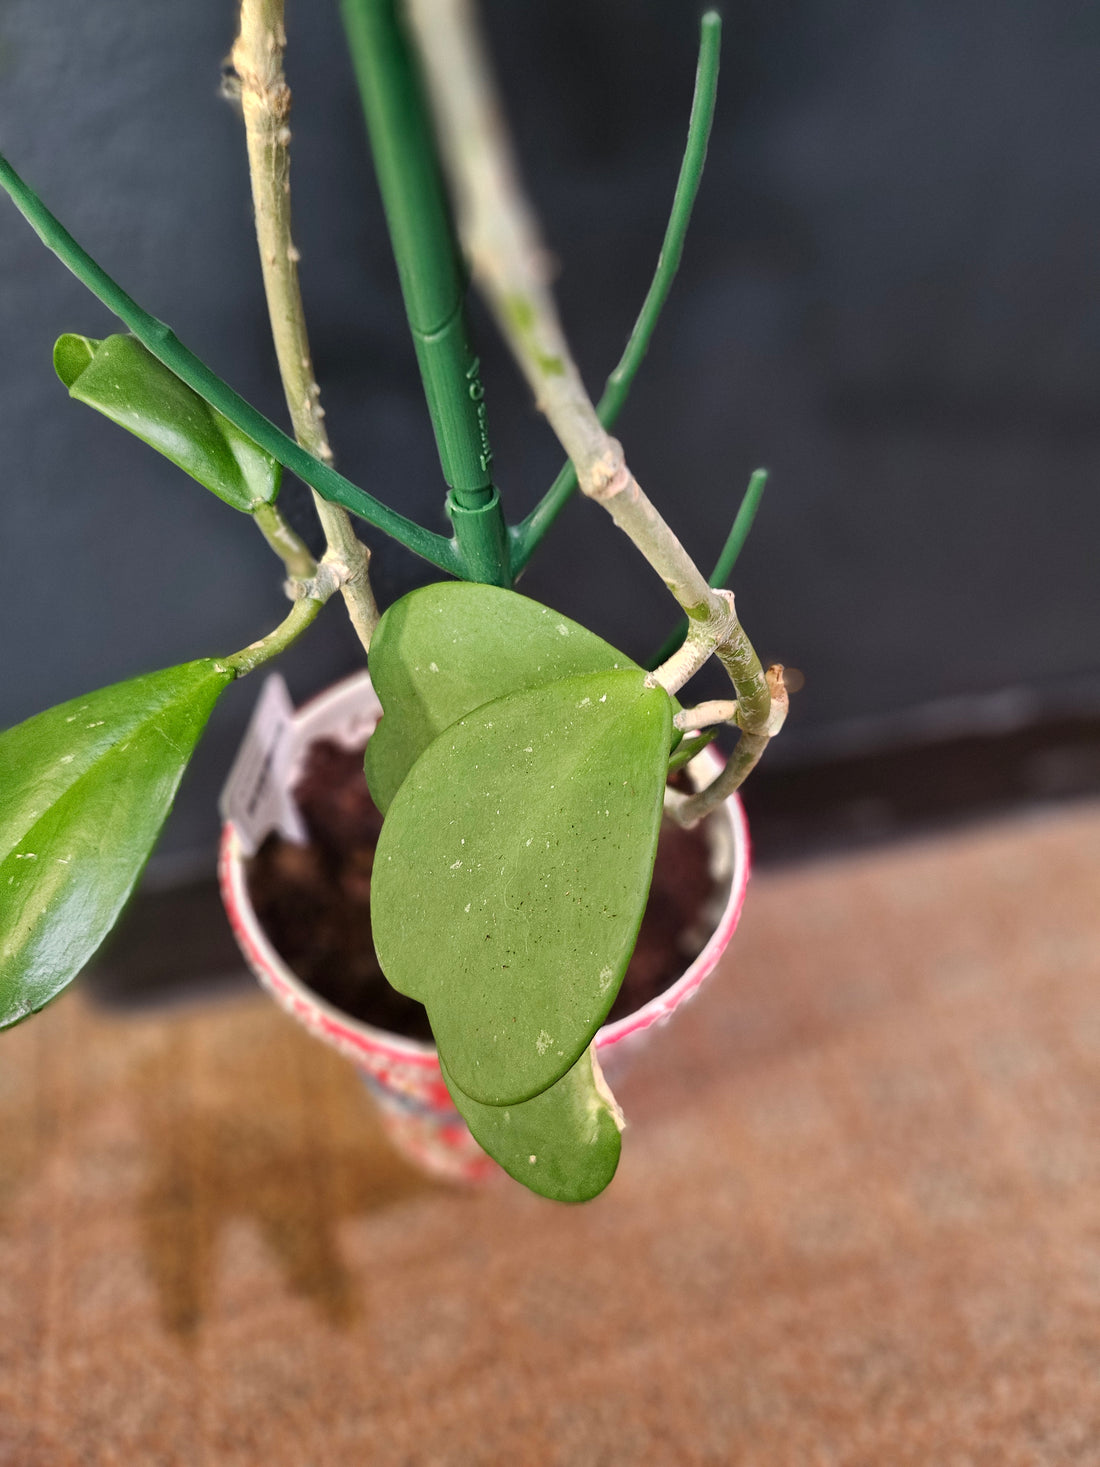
top-left (2, 801), bottom-right (1099, 1466)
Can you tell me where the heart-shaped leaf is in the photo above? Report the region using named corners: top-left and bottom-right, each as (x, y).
top-left (371, 668), bottom-right (673, 1105)
top-left (0, 660), bottom-right (233, 1029)
top-left (364, 582), bottom-right (643, 814)
top-left (55, 333), bottom-right (281, 511)
top-left (442, 1044), bottom-right (623, 1203)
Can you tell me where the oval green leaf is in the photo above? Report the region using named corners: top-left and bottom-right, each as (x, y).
top-left (442, 1045), bottom-right (623, 1203)
top-left (54, 333), bottom-right (281, 511)
top-left (0, 660), bottom-right (233, 1029)
top-left (364, 582), bottom-right (648, 815)
top-left (371, 668), bottom-right (673, 1105)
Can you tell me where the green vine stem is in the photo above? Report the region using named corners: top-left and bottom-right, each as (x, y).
top-left (251, 501), bottom-right (318, 582)
top-left (0, 151), bottom-right (462, 577)
top-left (223, 592), bottom-right (326, 677)
top-left (233, 0), bottom-right (379, 650)
top-left (510, 12), bottom-right (723, 576)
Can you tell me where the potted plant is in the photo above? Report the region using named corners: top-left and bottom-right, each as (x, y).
top-left (0, 0), bottom-right (787, 1202)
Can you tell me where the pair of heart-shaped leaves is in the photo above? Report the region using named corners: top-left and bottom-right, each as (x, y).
top-left (0, 660), bottom-right (233, 1029)
top-left (365, 583), bottom-right (674, 1201)
top-left (55, 333), bottom-right (281, 511)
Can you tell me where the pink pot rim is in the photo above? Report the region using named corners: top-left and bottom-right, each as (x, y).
top-left (219, 672), bottom-right (751, 1069)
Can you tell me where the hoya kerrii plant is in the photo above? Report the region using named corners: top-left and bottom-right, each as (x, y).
top-left (0, 0), bottom-right (788, 1202)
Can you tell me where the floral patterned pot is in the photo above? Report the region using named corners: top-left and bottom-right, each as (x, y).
top-left (219, 672), bottom-right (751, 1181)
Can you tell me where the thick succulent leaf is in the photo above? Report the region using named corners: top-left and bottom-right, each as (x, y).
top-left (442, 1044), bottom-right (623, 1202)
top-left (0, 660), bottom-right (233, 1028)
top-left (372, 668), bottom-right (673, 1105)
top-left (54, 333), bottom-right (281, 511)
top-left (364, 582), bottom-right (643, 814)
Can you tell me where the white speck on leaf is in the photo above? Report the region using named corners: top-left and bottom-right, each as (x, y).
top-left (599, 965), bottom-right (614, 991)
top-left (535, 1030), bottom-right (552, 1054)
top-left (59, 755), bottom-right (74, 764)
top-left (528, 1154), bottom-right (537, 1164)
top-left (15, 853), bottom-right (36, 860)
top-left (65, 715), bottom-right (77, 723)
top-left (450, 860), bottom-right (462, 869)
top-left (86, 721), bottom-right (105, 729)
top-left (599, 695), bottom-right (607, 703)
top-left (464, 903), bottom-right (471, 913)
top-left (556, 624), bottom-right (568, 636)
top-left (577, 697), bottom-right (591, 708)
top-left (429, 661), bottom-right (439, 672)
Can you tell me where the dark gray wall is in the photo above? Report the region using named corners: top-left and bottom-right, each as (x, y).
top-left (1, 0), bottom-right (1098, 876)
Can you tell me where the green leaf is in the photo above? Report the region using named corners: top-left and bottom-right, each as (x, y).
top-left (667, 726), bottom-right (718, 773)
top-left (365, 582), bottom-right (647, 814)
top-left (0, 660), bottom-right (233, 1029)
top-left (371, 668), bottom-right (673, 1105)
top-left (442, 1045), bottom-right (623, 1203)
top-left (54, 333), bottom-right (281, 511)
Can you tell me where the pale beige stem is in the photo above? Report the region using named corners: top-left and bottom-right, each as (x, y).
top-left (673, 699), bottom-right (739, 734)
top-left (233, 0), bottom-right (378, 652)
top-left (251, 500), bottom-right (317, 582)
top-left (406, 0), bottom-right (782, 810)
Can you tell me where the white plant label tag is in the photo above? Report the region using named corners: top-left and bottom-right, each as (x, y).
top-left (219, 673), bottom-right (308, 856)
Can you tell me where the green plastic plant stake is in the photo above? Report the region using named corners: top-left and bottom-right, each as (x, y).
top-left (371, 669), bottom-right (673, 1106)
top-left (55, 334), bottom-right (281, 511)
top-left (441, 1045), bottom-right (623, 1203)
top-left (364, 582), bottom-right (647, 814)
top-left (340, 0), bottom-right (509, 586)
top-left (0, 660), bottom-right (233, 1029)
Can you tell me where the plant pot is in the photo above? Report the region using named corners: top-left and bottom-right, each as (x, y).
top-left (219, 671), bottom-right (751, 1182)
